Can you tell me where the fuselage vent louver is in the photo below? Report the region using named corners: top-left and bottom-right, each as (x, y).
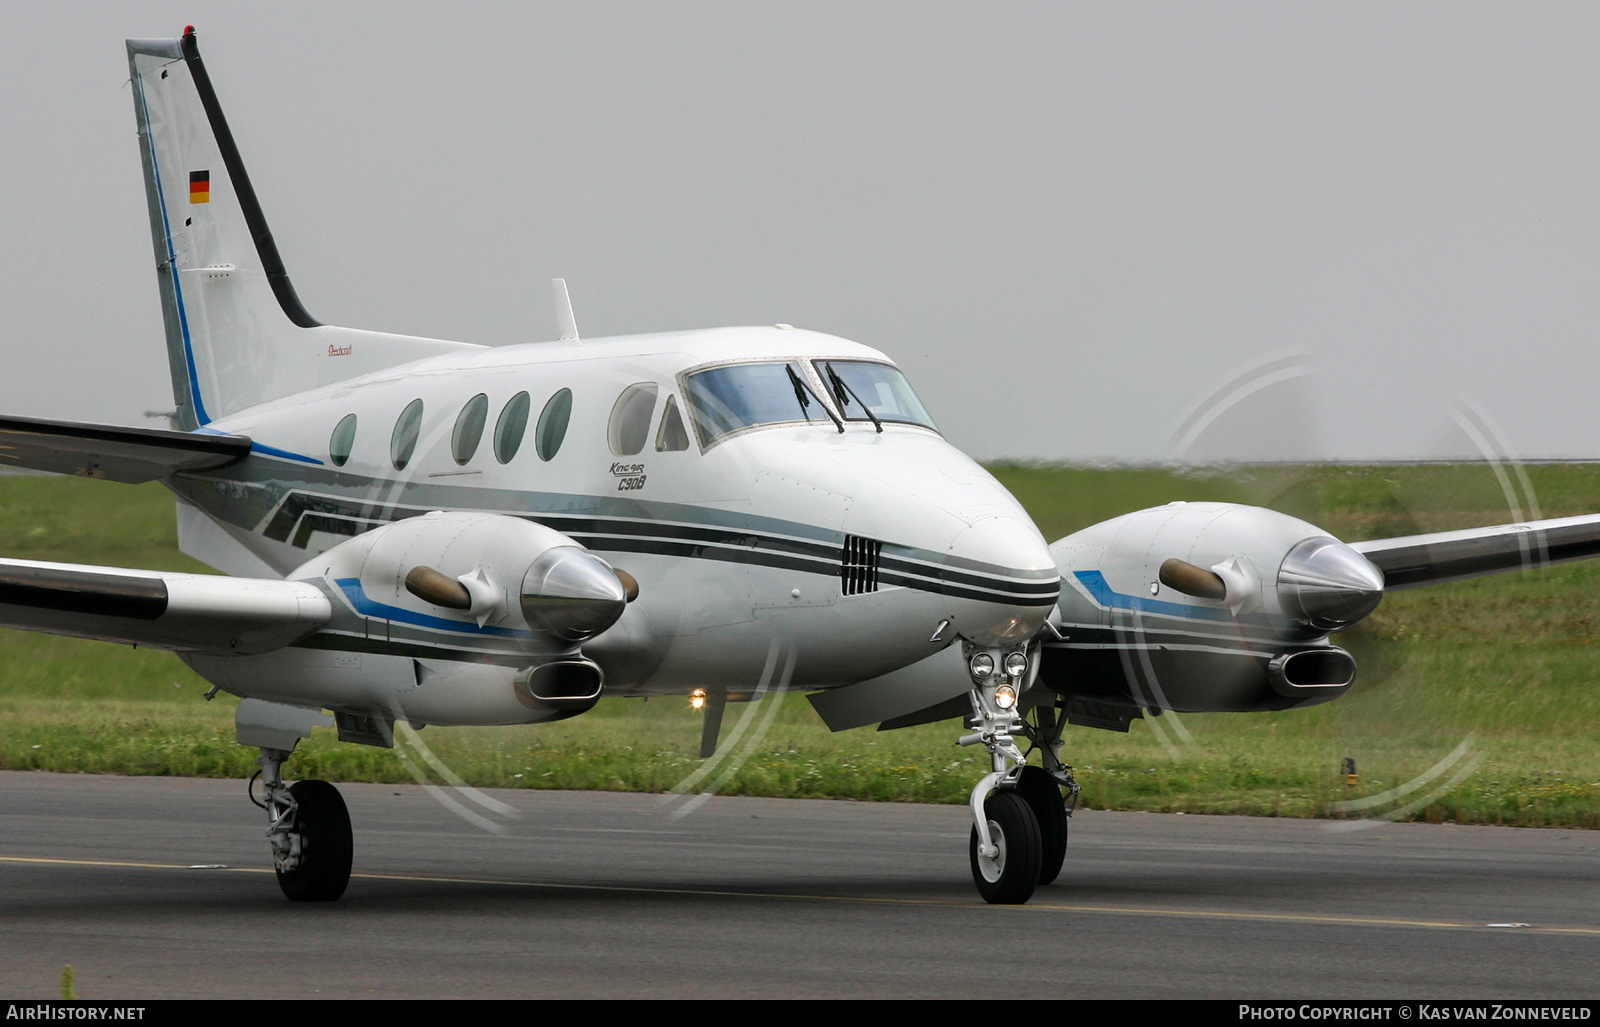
top-left (840, 535), bottom-right (882, 596)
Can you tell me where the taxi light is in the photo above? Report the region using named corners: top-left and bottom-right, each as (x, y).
top-left (690, 688), bottom-right (707, 710)
top-left (994, 684), bottom-right (1018, 710)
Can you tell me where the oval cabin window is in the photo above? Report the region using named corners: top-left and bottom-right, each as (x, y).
top-left (452, 393), bottom-right (489, 465)
top-left (536, 388), bottom-right (573, 462)
top-left (495, 392), bottom-right (531, 463)
top-left (329, 413), bottom-right (357, 467)
top-left (390, 399), bottom-right (424, 470)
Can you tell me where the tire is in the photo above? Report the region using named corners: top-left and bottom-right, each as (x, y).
top-left (968, 790), bottom-right (1042, 905)
top-left (275, 780), bottom-right (353, 902)
top-left (1018, 766), bottom-right (1069, 886)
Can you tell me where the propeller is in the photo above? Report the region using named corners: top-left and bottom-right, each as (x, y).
top-left (1157, 536), bottom-right (1384, 632)
top-left (404, 549), bottom-right (634, 640)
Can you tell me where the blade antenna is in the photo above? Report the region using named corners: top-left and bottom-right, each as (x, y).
top-left (552, 278), bottom-right (580, 342)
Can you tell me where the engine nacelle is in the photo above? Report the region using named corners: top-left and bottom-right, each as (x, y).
top-left (1041, 502), bottom-right (1383, 715)
top-left (1051, 502), bottom-right (1383, 642)
top-left (271, 512), bottom-right (629, 725)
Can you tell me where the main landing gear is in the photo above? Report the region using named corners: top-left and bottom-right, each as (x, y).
top-left (252, 747), bottom-right (352, 901)
top-left (958, 644), bottom-right (1078, 905)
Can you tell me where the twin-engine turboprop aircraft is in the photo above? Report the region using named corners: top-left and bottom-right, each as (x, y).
top-left (4, 28), bottom-right (1600, 905)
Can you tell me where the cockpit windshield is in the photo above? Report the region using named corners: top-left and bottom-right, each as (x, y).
top-left (814, 360), bottom-right (938, 430)
top-left (684, 361), bottom-right (835, 445)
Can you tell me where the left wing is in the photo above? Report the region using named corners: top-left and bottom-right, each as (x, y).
top-left (1351, 513), bottom-right (1600, 589)
top-left (0, 558), bottom-right (330, 654)
top-left (0, 415), bottom-right (250, 483)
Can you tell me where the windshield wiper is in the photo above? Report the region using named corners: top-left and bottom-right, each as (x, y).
top-left (787, 364), bottom-right (843, 433)
top-left (825, 364), bottom-right (882, 433)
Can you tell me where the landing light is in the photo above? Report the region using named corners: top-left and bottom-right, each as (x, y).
top-left (690, 688), bottom-right (707, 711)
top-left (994, 685), bottom-right (1018, 710)
top-left (968, 653), bottom-right (995, 680)
top-left (1003, 652), bottom-right (1028, 678)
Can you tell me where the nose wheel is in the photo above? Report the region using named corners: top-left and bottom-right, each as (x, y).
top-left (969, 790), bottom-right (1042, 904)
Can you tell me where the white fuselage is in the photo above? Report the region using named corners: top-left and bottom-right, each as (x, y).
top-left (168, 326), bottom-right (1060, 725)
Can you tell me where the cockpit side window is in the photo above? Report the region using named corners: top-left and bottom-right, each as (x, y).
top-left (683, 361), bottom-right (833, 446)
top-left (608, 383), bottom-right (659, 456)
top-left (813, 360), bottom-right (938, 431)
top-left (655, 395), bottom-right (690, 452)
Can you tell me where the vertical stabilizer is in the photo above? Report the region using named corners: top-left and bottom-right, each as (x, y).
top-left (127, 29), bottom-right (479, 428)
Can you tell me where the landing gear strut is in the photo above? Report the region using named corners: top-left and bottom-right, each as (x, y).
top-left (253, 747), bottom-right (352, 901)
top-left (958, 644), bottom-right (1078, 904)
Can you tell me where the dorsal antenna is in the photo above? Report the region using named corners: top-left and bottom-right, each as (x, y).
top-left (552, 278), bottom-right (580, 342)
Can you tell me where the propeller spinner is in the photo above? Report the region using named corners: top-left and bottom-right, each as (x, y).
top-left (1159, 535), bottom-right (1383, 632)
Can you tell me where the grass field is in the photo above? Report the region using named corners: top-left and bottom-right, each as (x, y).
top-left (2, 465), bottom-right (1598, 826)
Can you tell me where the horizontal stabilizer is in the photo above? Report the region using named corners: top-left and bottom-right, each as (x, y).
top-left (1351, 513), bottom-right (1600, 589)
top-left (0, 415), bottom-right (250, 483)
top-left (0, 558), bottom-right (330, 654)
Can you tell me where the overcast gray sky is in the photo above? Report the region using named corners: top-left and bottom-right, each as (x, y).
top-left (3, 2), bottom-right (1599, 463)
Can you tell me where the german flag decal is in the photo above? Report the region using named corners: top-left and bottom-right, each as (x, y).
top-left (190, 170), bottom-right (210, 204)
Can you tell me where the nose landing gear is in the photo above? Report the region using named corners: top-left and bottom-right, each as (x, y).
top-left (958, 644), bottom-right (1077, 904)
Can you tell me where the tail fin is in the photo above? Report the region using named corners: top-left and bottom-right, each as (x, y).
top-left (127, 29), bottom-right (478, 429)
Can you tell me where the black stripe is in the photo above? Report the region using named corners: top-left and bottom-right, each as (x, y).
top-left (0, 566), bottom-right (168, 621)
top-left (878, 552), bottom-right (1061, 594)
top-left (538, 514), bottom-right (841, 562)
top-left (262, 489), bottom-right (1060, 606)
top-left (573, 536), bottom-right (1056, 604)
top-left (293, 632), bottom-right (527, 666)
top-left (873, 570), bottom-right (1057, 606)
top-left (181, 30), bottom-right (320, 329)
top-left (291, 513), bottom-right (385, 549)
top-left (1045, 624), bottom-right (1284, 651)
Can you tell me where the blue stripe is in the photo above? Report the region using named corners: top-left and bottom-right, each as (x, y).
top-left (193, 426), bottom-right (322, 465)
top-left (250, 441), bottom-right (324, 465)
top-left (136, 66), bottom-right (210, 426)
top-left (334, 577), bottom-right (532, 638)
top-left (1073, 570), bottom-right (1234, 622)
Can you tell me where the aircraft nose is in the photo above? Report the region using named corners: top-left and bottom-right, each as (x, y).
top-left (1277, 537), bottom-right (1384, 631)
top-left (946, 515), bottom-right (1060, 646)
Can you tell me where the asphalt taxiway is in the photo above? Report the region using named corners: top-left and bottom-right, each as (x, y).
top-left (1, 771), bottom-right (1596, 999)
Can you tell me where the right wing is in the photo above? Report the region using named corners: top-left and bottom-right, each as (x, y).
top-left (0, 558), bottom-right (329, 655)
top-left (1351, 513), bottom-right (1600, 590)
top-left (0, 414), bottom-right (250, 483)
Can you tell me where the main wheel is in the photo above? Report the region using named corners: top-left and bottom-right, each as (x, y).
top-left (1017, 766), bottom-right (1069, 885)
top-left (969, 790), bottom-right (1042, 905)
top-left (275, 780), bottom-right (353, 902)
